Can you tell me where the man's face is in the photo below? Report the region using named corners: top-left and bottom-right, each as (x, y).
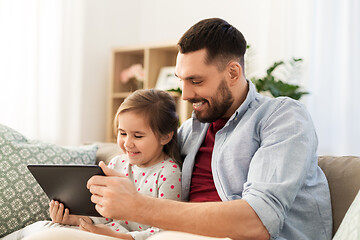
top-left (175, 49), bottom-right (234, 123)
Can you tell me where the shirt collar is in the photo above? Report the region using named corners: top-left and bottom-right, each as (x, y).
top-left (228, 79), bottom-right (257, 122)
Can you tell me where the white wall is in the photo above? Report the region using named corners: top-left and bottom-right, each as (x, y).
top-left (1, 0), bottom-right (357, 155)
top-left (80, 0), bottom-right (141, 142)
top-left (80, 0), bottom-right (312, 142)
top-left (80, 0), bottom-right (360, 156)
top-left (137, 0), bottom-right (312, 80)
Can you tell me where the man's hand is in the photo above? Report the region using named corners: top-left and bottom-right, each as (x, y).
top-left (49, 200), bottom-right (92, 226)
top-left (87, 161), bottom-right (144, 221)
top-left (88, 162), bottom-right (269, 240)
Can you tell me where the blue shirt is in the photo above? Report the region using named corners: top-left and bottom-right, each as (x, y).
top-left (177, 80), bottom-right (332, 240)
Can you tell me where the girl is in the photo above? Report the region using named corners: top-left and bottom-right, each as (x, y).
top-left (4, 89), bottom-right (182, 240)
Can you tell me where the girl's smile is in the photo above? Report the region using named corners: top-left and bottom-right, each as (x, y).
top-left (117, 111), bottom-right (169, 168)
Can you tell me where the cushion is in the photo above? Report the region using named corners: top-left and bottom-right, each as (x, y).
top-left (318, 156), bottom-right (360, 235)
top-left (0, 124), bottom-right (98, 237)
top-left (94, 142), bottom-right (121, 165)
top-left (333, 190), bottom-right (360, 240)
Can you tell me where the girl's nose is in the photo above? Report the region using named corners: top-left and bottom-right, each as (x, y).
top-left (124, 136), bottom-right (134, 148)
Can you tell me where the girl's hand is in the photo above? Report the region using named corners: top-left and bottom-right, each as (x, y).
top-left (79, 219), bottom-right (133, 240)
top-left (49, 200), bottom-right (92, 226)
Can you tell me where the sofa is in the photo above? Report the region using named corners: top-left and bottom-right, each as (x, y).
top-left (95, 142), bottom-right (360, 238)
top-left (317, 156), bottom-right (360, 236)
top-left (0, 123), bottom-right (359, 238)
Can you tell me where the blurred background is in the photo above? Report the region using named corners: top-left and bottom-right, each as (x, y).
top-left (0, 0), bottom-right (359, 156)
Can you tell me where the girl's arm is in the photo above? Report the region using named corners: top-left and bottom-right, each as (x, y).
top-left (156, 161), bottom-right (182, 200)
top-left (79, 219), bottom-right (133, 240)
top-left (129, 161), bottom-right (181, 239)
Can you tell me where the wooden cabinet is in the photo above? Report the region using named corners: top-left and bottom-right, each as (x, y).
top-left (107, 43), bottom-right (192, 142)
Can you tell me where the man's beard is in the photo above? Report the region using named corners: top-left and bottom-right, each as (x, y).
top-left (191, 79), bottom-right (234, 123)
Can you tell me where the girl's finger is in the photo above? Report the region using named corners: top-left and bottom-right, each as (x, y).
top-left (49, 200), bottom-right (54, 215)
top-left (50, 201), bottom-right (60, 222)
top-left (79, 218), bottom-right (92, 232)
top-left (63, 208), bottom-right (70, 222)
top-left (55, 202), bottom-right (64, 222)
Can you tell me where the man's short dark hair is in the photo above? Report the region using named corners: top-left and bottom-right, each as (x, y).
top-left (178, 18), bottom-right (247, 71)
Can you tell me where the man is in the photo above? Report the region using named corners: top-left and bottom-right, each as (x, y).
top-left (24, 18), bottom-right (332, 240)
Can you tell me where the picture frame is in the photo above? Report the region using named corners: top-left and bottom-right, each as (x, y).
top-left (155, 66), bottom-right (182, 91)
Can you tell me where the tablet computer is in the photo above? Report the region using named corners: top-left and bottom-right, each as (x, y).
top-left (27, 164), bottom-right (105, 217)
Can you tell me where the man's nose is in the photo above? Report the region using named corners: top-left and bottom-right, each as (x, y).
top-left (181, 81), bottom-right (195, 101)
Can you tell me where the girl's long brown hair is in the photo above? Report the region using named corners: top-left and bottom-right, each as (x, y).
top-left (113, 89), bottom-right (182, 167)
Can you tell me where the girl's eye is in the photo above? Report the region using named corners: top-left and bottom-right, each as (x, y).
top-left (135, 135), bottom-right (143, 139)
top-left (119, 132), bottom-right (126, 136)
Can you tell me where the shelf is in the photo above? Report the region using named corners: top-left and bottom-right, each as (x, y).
top-left (107, 43), bottom-right (192, 142)
top-left (112, 92), bottom-right (131, 98)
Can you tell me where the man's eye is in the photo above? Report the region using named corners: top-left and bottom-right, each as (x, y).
top-left (192, 80), bottom-right (202, 85)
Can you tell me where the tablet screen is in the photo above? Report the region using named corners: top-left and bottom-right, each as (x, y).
top-left (27, 164), bottom-right (105, 217)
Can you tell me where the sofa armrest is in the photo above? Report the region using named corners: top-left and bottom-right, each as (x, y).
top-left (318, 156), bottom-right (360, 235)
top-left (95, 142), bottom-right (122, 165)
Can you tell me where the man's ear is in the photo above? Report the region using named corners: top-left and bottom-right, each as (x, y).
top-left (161, 132), bottom-right (174, 145)
top-left (227, 61), bottom-right (242, 86)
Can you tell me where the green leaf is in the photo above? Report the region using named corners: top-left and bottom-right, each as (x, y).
top-left (250, 58), bottom-right (308, 100)
top-left (167, 87), bottom-right (182, 95)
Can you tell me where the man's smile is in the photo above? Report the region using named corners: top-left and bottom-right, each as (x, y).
top-left (192, 101), bottom-right (207, 111)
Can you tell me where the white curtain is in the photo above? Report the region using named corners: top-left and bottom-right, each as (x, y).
top-left (0, 0), bottom-right (84, 145)
top-left (243, 0), bottom-right (360, 156)
top-left (306, 0), bottom-right (360, 156)
top-left (232, 0), bottom-right (360, 156)
top-left (0, 0), bottom-right (359, 154)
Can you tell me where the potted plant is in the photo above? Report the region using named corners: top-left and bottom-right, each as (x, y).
top-left (250, 58), bottom-right (309, 100)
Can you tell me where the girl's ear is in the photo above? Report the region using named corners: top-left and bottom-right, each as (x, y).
top-left (161, 131), bottom-right (174, 145)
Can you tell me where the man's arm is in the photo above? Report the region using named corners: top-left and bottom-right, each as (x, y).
top-left (137, 195), bottom-right (269, 240)
top-left (88, 162), bottom-right (269, 240)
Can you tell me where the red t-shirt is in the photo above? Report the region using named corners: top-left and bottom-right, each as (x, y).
top-left (189, 118), bottom-right (229, 202)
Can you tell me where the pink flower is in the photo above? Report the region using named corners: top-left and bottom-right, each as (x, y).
top-left (120, 64), bottom-right (144, 84)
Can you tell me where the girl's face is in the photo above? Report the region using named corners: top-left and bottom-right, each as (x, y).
top-left (117, 111), bottom-right (171, 168)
